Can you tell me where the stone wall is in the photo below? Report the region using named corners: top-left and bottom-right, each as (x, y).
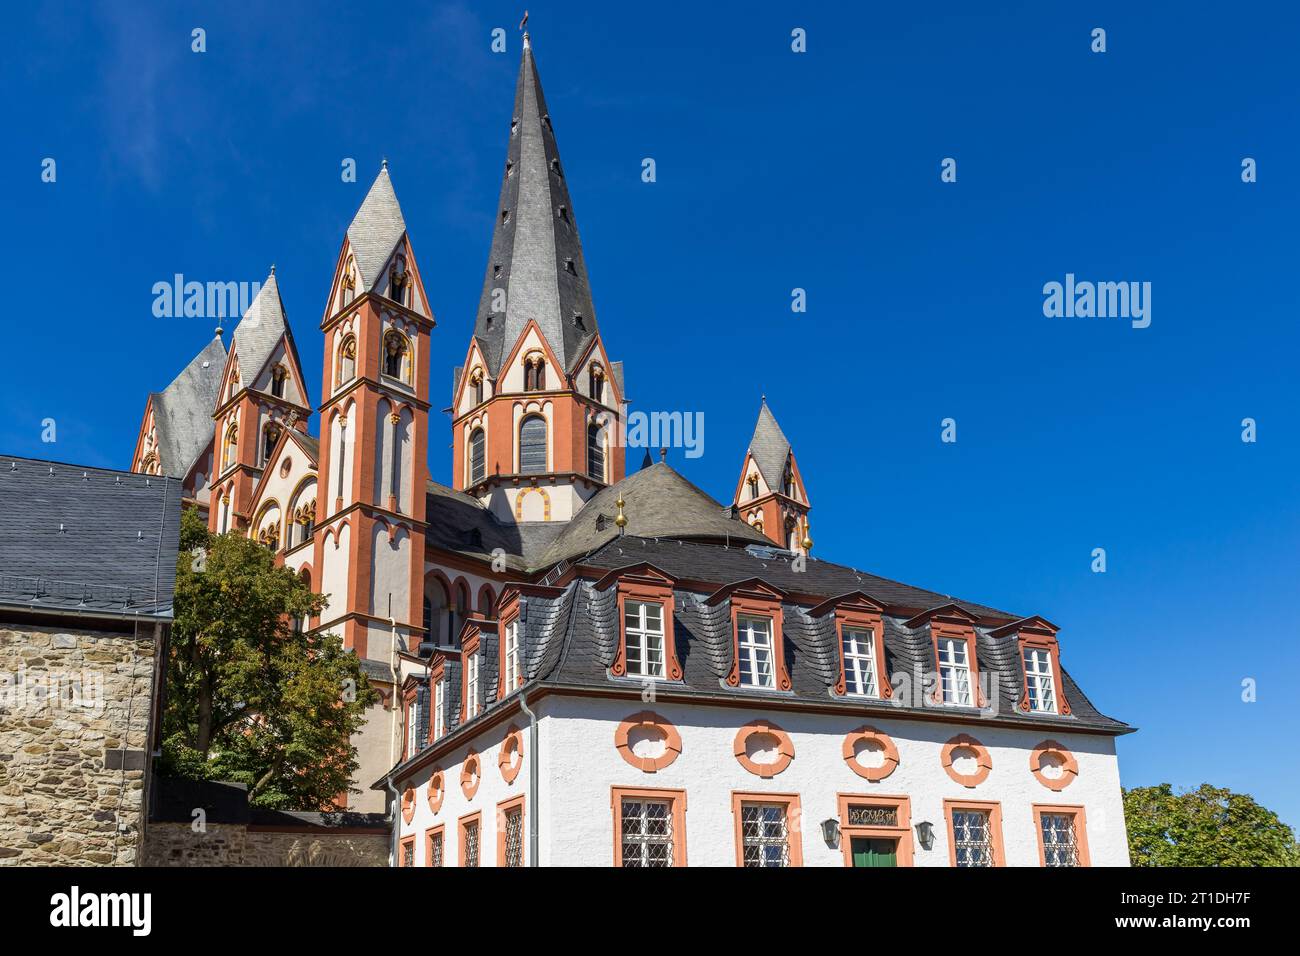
top-left (0, 621), bottom-right (158, 866)
top-left (141, 822), bottom-right (388, 867)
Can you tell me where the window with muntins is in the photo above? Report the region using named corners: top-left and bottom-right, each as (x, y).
top-left (1023, 647), bottom-right (1057, 713)
top-left (466, 655), bottom-right (480, 719)
top-left (938, 637), bottom-right (973, 706)
top-left (624, 601), bottom-right (665, 679)
top-left (736, 615), bottom-right (775, 688)
top-left (433, 679), bottom-right (445, 740)
top-left (740, 803), bottom-right (790, 867)
top-left (428, 832), bottom-right (443, 867)
top-left (504, 620), bottom-right (520, 691)
top-left (842, 627), bottom-right (878, 697)
top-left (621, 799), bottom-right (674, 867)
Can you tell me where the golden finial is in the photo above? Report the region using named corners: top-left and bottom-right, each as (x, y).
top-left (614, 495), bottom-right (627, 531)
top-left (801, 523), bottom-right (813, 552)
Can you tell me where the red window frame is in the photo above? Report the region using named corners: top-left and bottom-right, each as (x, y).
top-left (811, 592), bottom-right (893, 700)
top-left (595, 564), bottom-right (682, 681)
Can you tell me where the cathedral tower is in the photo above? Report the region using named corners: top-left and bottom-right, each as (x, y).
top-left (450, 34), bottom-right (625, 524)
top-left (313, 165), bottom-right (435, 660)
top-left (209, 271), bottom-right (312, 536)
top-left (732, 399), bottom-right (813, 553)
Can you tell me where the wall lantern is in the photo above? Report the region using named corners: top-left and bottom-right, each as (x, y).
top-left (820, 818), bottom-right (841, 849)
top-left (914, 820), bottom-right (935, 851)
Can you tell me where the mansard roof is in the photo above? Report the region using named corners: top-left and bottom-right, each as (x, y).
top-left (747, 398), bottom-right (794, 492)
top-left (0, 455), bottom-right (182, 621)
top-left (149, 335), bottom-right (226, 479)
top-left (472, 38), bottom-right (600, 375)
top-left (346, 166), bottom-right (407, 294)
top-left (380, 543), bottom-right (1129, 785)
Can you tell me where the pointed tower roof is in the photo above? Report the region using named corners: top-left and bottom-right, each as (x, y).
top-left (747, 399), bottom-right (794, 492)
top-left (473, 37), bottom-right (599, 375)
top-left (347, 166), bottom-right (408, 293)
top-left (229, 270), bottom-right (302, 388)
top-left (150, 336), bottom-right (227, 478)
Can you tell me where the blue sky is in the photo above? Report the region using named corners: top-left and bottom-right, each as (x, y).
top-left (5, 2), bottom-right (1298, 829)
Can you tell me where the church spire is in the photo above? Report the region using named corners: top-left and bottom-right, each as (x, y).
top-left (732, 399), bottom-right (813, 553)
top-left (472, 36), bottom-right (599, 376)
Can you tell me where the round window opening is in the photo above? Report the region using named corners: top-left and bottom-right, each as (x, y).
top-left (950, 746), bottom-right (981, 776)
top-left (852, 738), bottom-right (886, 769)
top-left (744, 731), bottom-right (783, 766)
top-left (627, 725), bottom-right (668, 761)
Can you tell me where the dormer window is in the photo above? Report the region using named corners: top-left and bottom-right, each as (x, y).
top-left (991, 617), bottom-right (1071, 717)
top-left (815, 594), bottom-right (893, 701)
top-left (736, 616), bottom-right (774, 688)
top-left (906, 605), bottom-right (986, 709)
top-left (466, 650), bottom-right (481, 719)
top-left (432, 672), bottom-right (446, 741)
top-left (503, 618), bottom-right (521, 692)
top-left (937, 638), bottom-right (973, 706)
top-left (596, 565), bottom-right (682, 682)
top-left (842, 629), bottom-right (878, 697)
top-left (1023, 648), bottom-right (1056, 712)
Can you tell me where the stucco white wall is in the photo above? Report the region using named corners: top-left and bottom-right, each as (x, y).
top-left (395, 694), bottom-right (1129, 868)
top-left (397, 713), bottom-right (529, 867)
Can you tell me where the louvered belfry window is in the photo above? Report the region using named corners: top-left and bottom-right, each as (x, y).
top-left (519, 415), bottom-right (547, 474)
top-left (587, 422), bottom-right (605, 481)
top-left (469, 429), bottom-right (486, 484)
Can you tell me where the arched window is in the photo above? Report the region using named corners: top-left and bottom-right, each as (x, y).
top-left (587, 421), bottom-right (605, 482)
top-left (257, 522), bottom-right (279, 552)
top-left (271, 365), bottom-right (287, 398)
top-left (589, 364), bottom-right (604, 404)
top-left (469, 429), bottom-right (486, 484)
top-left (262, 422), bottom-right (281, 464)
top-left (337, 336), bottom-right (356, 387)
top-left (519, 415), bottom-right (547, 475)
top-left (469, 369), bottom-right (484, 406)
top-left (389, 256), bottom-right (408, 306)
top-left (384, 330), bottom-right (410, 381)
top-left (478, 586), bottom-right (496, 620)
top-left (341, 255), bottom-right (357, 307)
top-left (452, 583), bottom-right (470, 647)
top-left (424, 577), bottom-right (451, 647)
top-left (747, 474), bottom-right (759, 500)
top-left (524, 354), bottom-right (545, 392)
top-left (223, 423), bottom-right (238, 469)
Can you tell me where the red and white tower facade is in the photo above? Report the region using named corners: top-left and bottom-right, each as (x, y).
top-left (450, 34), bottom-right (625, 525)
top-left (312, 165), bottom-right (436, 659)
top-left (732, 399), bottom-right (813, 553)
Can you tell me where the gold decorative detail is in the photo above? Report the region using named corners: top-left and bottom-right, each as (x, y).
top-left (389, 413), bottom-right (400, 425)
top-left (614, 495), bottom-right (627, 529)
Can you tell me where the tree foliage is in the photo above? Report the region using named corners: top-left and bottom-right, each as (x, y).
top-left (1125, 783), bottom-right (1299, 866)
top-left (159, 508), bottom-right (376, 810)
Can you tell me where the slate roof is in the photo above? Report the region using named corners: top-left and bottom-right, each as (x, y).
top-left (379, 547), bottom-right (1128, 787)
top-left (149, 336), bottom-right (226, 479)
top-left (0, 456), bottom-right (182, 620)
top-left (347, 167), bottom-right (407, 294)
top-left (471, 38), bottom-right (599, 375)
top-left (748, 399), bottom-right (793, 491)
top-left (536, 463), bottom-right (770, 568)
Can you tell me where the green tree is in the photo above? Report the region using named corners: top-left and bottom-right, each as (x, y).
top-left (1125, 783), bottom-right (1300, 866)
top-left (160, 508), bottom-right (376, 810)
